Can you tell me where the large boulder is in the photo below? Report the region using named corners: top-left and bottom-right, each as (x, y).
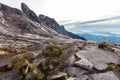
top-left (74, 53), bottom-right (93, 71)
top-left (75, 48), bottom-right (120, 71)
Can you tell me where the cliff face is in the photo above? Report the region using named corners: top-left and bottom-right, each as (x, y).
top-left (0, 3), bottom-right (57, 36)
top-left (21, 3), bottom-right (40, 23)
top-left (0, 3), bottom-right (120, 80)
top-left (21, 3), bottom-right (86, 40)
top-left (39, 14), bottom-right (86, 40)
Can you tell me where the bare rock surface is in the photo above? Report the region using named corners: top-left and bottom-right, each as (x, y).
top-left (65, 67), bottom-right (88, 77)
top-left (88, 71), bottom-right (120, 80)
top-left (75, 48), bottom-right (120, 70)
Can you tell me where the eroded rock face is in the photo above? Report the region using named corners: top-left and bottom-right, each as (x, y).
top-left (21, 3), bottom-right (86, 40)
top-left (39, 14), bottom-right (86, 40)
top-left (89, 71), bottom-right (120, 80)
top-left (21, 3), bottom-right (40, 23)
top-left (39, 14), bottom-right (64, 33)
top-left (0, 3), bottom-right (59, 37)
top-left (65, 67), bottom-right (88, 77)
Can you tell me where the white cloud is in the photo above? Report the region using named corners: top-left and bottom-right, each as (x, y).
top-left (64, 24), bottom-right (76, 30)
top-left (86, 19), bottom-right (120, 25)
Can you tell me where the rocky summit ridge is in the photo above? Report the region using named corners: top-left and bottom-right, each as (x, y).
top-left (0, 2), bottom-right (120, 80)
top-left (21, 3), bottom-right (86, 40)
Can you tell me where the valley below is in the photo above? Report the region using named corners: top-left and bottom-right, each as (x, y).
top-left (64, 19), bottom-right (120, 45)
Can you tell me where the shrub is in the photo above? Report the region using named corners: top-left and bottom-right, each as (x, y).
top-left (39, 57), bottom-right (64, 78)
top-left (113, 44), bottom-right (119, 48)
top-left (98, 41), bottom-right (108, 48)
top-left (40, 43), bottom-right (63, 78)
top-left (107, 63), bottom-right (118, 70)
top-left (74, 54), bottom-right (81, 61)
top-left (1, 45), bottom-right (28, 54)
top-left (98, 41), bottom-right (116, 52)
top-left (107, 46), bottom-right (115, 52)
top-left (42, 43), bottom-right (62, 57)
top-left (23, 52), bottom-right (36, 62)
top-left (11, 54), bottom-right (26, 69)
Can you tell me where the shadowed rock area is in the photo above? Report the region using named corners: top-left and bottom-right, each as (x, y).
top-left (0, 2), bottom-right (120, 80)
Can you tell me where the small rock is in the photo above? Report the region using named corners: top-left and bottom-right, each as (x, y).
top-left (51, 72), bottom-right (68, 80)
top-left (67, 77), bottom-right (75, 80)
top-left (74, 53), bottom-right (93, 70)
top-left (94, 63), bottom-right (108, 70)
top-left (74, 75), bottom-right (89, 80)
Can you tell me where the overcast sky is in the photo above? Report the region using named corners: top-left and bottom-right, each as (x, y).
top-left (0, 0), bottom-right (120, 22)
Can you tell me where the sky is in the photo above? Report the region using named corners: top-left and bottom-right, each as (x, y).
top-left (0, 0), bottom-right (120, 22)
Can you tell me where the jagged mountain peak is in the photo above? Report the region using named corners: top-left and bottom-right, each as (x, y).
top-left (21, 3), bottom-right (30, 12)
top-left (0, 3), bottom-right (23, 15)
top-left (21, 3), bottom-right (86, 40)
top-left (0, 2), bottom-right (59, 37)
top-left (21, 3), bottom-right (40, 23)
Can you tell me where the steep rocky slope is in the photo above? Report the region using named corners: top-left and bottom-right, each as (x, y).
top-left (21, 3), bottom-right (86, 40)
top-left (0, 3), bottom-right (120, 80)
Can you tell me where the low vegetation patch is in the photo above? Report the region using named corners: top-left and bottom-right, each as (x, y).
top-left (98, 41), bottom-right (108, 49)
top-left (0, 45), bottom-right (28, 54)
top-left (11, 54), bottom-right (26, 69)
top-left (0, 50), bottom-right (10, 54)
top-left (37, 43), bottom-right (65, 79)
top-left (107, 63), bottom-right (118, 70)
top-left (107, 46), bottom-right (115, 52)
top-left (74, 54), bottom-right (81, 61)
top-left (42, 43), bottom-right (62, 57)
top-left (23, 52), bottom-right (36, 62)
top-left (0, 43), bottom-right (65, 79)
top-left (98, 41), bottom-right (115, 52)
